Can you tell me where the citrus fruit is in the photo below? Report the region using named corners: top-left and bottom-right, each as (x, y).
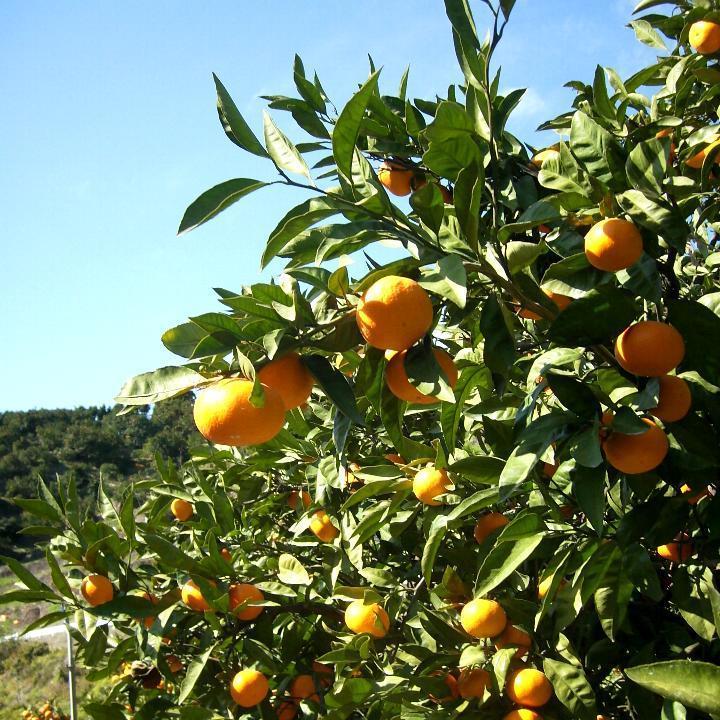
top-left (312, 660), bottom-right (333, 687)
top-left (413, 466), bottom-right (451, 506)
top-left (385, 347), bottom-right (458, 404)
top-left (257, 353), bottom-right (314, 410)
top-left (602, 418), bottom-right (668, 474)
top-left (309, 510), bottom-right (339, 542)
top-left (689, 20), bottom-right (720, 54)
top-left (344, 599), bottom-right (390, 637)
top-left (657, 533), bottom-right (693, 562)
top-left (229, 583), bottom-right (264, 621)
top-left (166, 655), bottom-right (183, 673)
top-left (229, 669), bottom-right (269, 707)
top-left (80, 575), bottom-right (114, 607)
top-left (139, 591), bottom-right (157, 629)
top-left (220, 547), bottom-right (233, 563)
top-left (356, 275), bottom-right (433, 351)
top-left (686, 137), bottom-right (720, 168)
top-left (518, 290), bottom-right (573, 320)
top-left (473, 512), bottom-right (509, 544)
top-left (171, 498), bottom-right (193, 521)
top-left (680, 483), bottom-right (709, 505)
top-left (656, 128), bottom-right (676, 161)
top-left (288, 490), bottom-right (311, 510)
top-left (503, 710), bottom-right (542, 720)
top-left (276, 700), bottom-right (297, 720)
top-left (378, 161), bottom-right (414, 196)
top-left (651, 375), bottom-right (691, 422)
top-left (506, 667), bottom-right (553, 707)
top-left (615, 321), bottom-right (685, 377)
top-left (430, 673), bottom-right (460, 703)
top-left (542, 461), bottom-right (558, 478)
top-left (290, 674), bottom-right (319, 703)
top-left (180, 579), bottom-right (213, 612)
top-left (495, 624), bottom-right (532, 658)
top-left (460, 598), bottom-right (507, 638)
top-left (193, 378), bottom-right (286, 446)
top-left (457, 667), bottom-right (490, 698)
top-left (584, 218), bottom-right (643, 272)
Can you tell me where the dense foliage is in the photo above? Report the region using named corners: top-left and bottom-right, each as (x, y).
top-left (5, 0), bottom-right (720, 719)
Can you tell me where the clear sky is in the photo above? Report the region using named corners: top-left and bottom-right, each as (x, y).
top-left (0, 0), bottom-right (656, 411)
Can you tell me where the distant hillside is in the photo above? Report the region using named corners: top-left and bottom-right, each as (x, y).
top-left (0, 396), bottom-right (200, 557)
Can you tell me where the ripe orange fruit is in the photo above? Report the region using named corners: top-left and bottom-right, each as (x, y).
top-left (288, 490), bottom-right (311, 510)
top-left (312, 660), bottom-right (334, 687)
top-left (584, 218), bottom-right (643, 272)
top-left (290, 675), bottom-right (319, 703)
top-left (460, 598), bottom-right (507, 638)
top-left (276, 700), bottom-right (297, 720)
top-left (220, 547), bottom-right (233, 563)
top-left (81, 575), bottom-right (114, 607)
top-left (385, 348), bottom-right (458, 404)
top-left (602, 418), bottom-right (668, 474)
top-left (473, 512), bottom-right (509, 544)
top-left (229, 583), bottom-right (264, 621)
top-left (542, 461), bottom-right (558, 478)
top-left (229, 669), bottom-right (269, 707)
top-left (657, 533), bottom-right (693, 562)
top-left (257, 353), bottom-right (314, 410)
top-left (377, 161), bottom-right (414, 196)
top-left (139, 591), bottom-right (157, 629)
top-left (689, 20), bottom-right (720, 55)
top-left (506, 667), bottom-right (553, 708)
top-left (686, 137), bottom-right (720, 168)
top-left (530, 148), bottom-right (559, 168)
top-left (430, 673), bottom-right (460, 703)
top-left (680, 483), bottom-right (709, 505)
top-left (651, 375), bottom-right (691, 422)
top-left (615, 321), bottom-right (685, 377)
top-left (193, 378), bottom-right (285, 446)
top-left (344, 599), bottom-right (390, 638)
top-left (180, 579), bottom-right (213, 612)
top-left (309, 510), bottom-right (339, 542)
top-left (171, 498), bottom-right (193, 522)
top-left (413, 466), bottom-right (452, 506)
top-left (356, 276), bottom-right (433, 351)
top-left (495, 624), bottom-right (532, 658)
top-left (503, 710), bottom-right (542, 720)
top-left (457, 667), bottom-right (490, 699)
top-left (518, 290), bottom-right (573, 320)
top-left (166, 655), bottom-right (183, 673)
top-left (656, 128), bottom-right (676, 162)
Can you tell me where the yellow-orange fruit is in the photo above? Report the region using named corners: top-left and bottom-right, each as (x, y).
top-left (385, 348), bottom-right (458, 404)
top-left (656, 128), bottom-right (677, 162)
top-left (378, 161), bottom-right (414, 196)
top-left (506, 668), bottom-right (553, 708)
top-left (181, 580), bottom-right (213, 612)
top-left (310, 510), bottom-right (339, 542)
top-left (290, 674), bottom-right (319, 704)
top-left (276, 701), bottom-right (297, 720)
top-left (230, 669), bottom-right (269, 707)
top-left (193, 378), bottom-right (286, 446)
top-left (615, 322), bottom-right (685, 377)
top-left (584, 218), bottom-right (643, 272)
top-left (680, 483), bottom-right (709, 505)
top-left (356, 276), bottom-right (433, 351)
top-left (139, 591), bottom-right (157, 629)
top-left (602, 419), bottom-right (668, 474)
top-left (651, 375), bottom-right (691, 422)
top-left (257, 353), bottom-right (314, 410)
top-left (413, 466), bottom-right (452, 506)
top-left (689, 20), bottom-right (720, 55)
top-left (229, 583), bottom-right (264, 621)
top-left (473, 512), bottom-right (509, 544)
top-left (312, 661), bottom-right (334, 688)
top-left (345, 600), bottom-right (390, 638)
top-left (538, 576), bottom-right (566, 600)
top-left (460, 598), bottom-right (507, 638)
top-left (518, 290), bottom-right (573, 320)
top-left (503, 710), bottom-right (542, 720)
top-left (81, 575), bottom-right (114, 607)
top-left (288, 490), bottom-right (311, 510)
top-left (430, 673), bottom-right (460, 703)
top-left (495, 624), bottom-right (532, 659)
top-left (687, 137), bottom-right (720, 168)
top-left (457, 667), bottom-right (490, 699)
top-left (171, 498), bottom-right (193, 521)
top-left (657, 533), bottom-right (693, 562)
top-left (530, 148), bottom-right (560, 168)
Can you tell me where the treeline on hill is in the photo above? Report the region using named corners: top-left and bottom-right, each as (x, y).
top-left (0, 396), bottom-right (199, 557)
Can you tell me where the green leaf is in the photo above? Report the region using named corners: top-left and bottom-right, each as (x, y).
top-left (548, 286), bottom-right (637, 346)
top-left (263, 111), bottom-right (310, 178)
top-left (213, 74), bottom-right (267, 157)
top-left (419, 255), bottom-right (467, 308)
top-left (277, 554), bottom-right (312, 585)
top-left (544, 658), bottom-right (597, 720)
top-left (143, 534), bottom-right (204, 574)
top-left (114, 366), bottom-right (208, 406)
top-left (569, 111), bottom-right (621, 187)
top-left (444, 0), bottom-right (480, 51)
top-left (410, 182), bottom-right (445, 235)
top-left (626, 661), bottom-right (720, 715)
top-left (83, 704), bottom-right (127, 720)
top-left (0, 554), bottom-right (53, 594)
top-left (332, 71), bottom-right (380, 182)
top-left (304, 354), bottom-right (364, 425)
top-left (547, 373), bottom-right (601, 419)
top-left (617, 189), bottom-right (688, 252)
top-left (45, 548), bottom-right (75, 599)
top-left (480, 295), bottom-right (516, 374)
top-left (441, 365), bottom-right (492, 450)
top-left (629, 19), bottom-right (668, 49)
top-left (571, 465), bottom-right (605, 533)
top-left (667, 299), bottom-right (720, 385)
top-left (626, 139), bottom-right (667, 195)
top-left (422, 516), bottom-right (448, 584)
top-left (178, 178), bottom-right (267, 235)
top-left (403, 340), bottom-right (455, 403)
top-left (178, 643), bottom-right (217, 704)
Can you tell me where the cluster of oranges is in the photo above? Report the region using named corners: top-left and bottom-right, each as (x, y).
top-left (21, 703), bottom-right (67, 720)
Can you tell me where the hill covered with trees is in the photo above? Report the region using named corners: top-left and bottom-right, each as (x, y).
top-left (0, 396), bottom-right (199, 556)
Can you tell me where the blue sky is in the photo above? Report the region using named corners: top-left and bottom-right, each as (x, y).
top-left (0, 0), bottom-right (656, 411)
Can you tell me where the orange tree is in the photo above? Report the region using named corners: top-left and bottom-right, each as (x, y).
top-left (4, 0), bottom-right (720, 718)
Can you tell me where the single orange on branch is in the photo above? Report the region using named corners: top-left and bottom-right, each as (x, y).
top-left (377, 160), bottom-right (417, 196)
top-left (413, 466), bottom-right (452, 506)
top-left (171, 498), bottom-right (193, 521)
top-left (689, 20), bottom-right (720, 55)
top-left (385, 347), bottom-right (458, 404)
top-left (584, 218), bottom-right (643, 272)
top-left (309, 510), bottom-right (339, 542)
top-left (650, 375), bottom-right (691, 422)
top-left (506, 667), bottom-right (553, 708)
top-left (457, 667), bottom-right (490, 699)
top-left (257, 352), bottom-right (314, 410)
top-left (460, 598), bottom-right (507, 638)
top-left (614, 321), bottom-right (685, 377)
top-left (81, 574), bottom-right (114, 607)
top-left (473, 512), bottom-right (509, 544)
top-left (229, 669), bottom-right (269, 707)
top-left (180, 579), bottom-right (214, 612)
top-left (229, 583), bottom-right (264, 621)
top-left (344, 599), bottom-right (390, 638)
top-left (602, 417), bottom-right (668, 474)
